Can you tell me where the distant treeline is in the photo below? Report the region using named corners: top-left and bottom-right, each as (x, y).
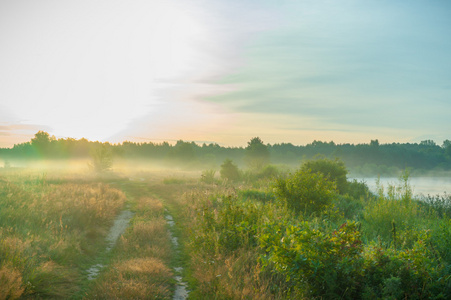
top-left (1, 131), bottom-right (451, 175)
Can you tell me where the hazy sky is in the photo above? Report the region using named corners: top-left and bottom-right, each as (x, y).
top-left (1, 0), bottom-right (450, 147)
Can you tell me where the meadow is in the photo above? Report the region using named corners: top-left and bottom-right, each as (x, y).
top-left (1, 158), bottom-right (451, 299)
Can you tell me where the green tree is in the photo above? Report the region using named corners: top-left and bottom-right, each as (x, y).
top-left (220, 159), bottom-right (240, 181)
top-left (244, 137), bottom-right (270, 170)
top-left (31, 131), bottom-right (54, 157)
top-left (301, 157), bottom-right (348, 194)
top-left (89, 144), bottom-right (113, 173)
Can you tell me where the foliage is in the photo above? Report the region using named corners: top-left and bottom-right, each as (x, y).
top-left (346, 179), bottom-right (372, 200)
top-left (239, 189), bottom-right (275, 203)
top-left (184, 187), bottom-right (291, 299)
top-left (244, 137), bottom-right (270, 170)
top-left (260, 221), bottom-right (364, 299)
top-left (182, 160), bottom-right (451, 299)
top-left (419, 193), bottom-right (451, 219)
top-left (274, 168), bottom-right (337, 215)
top-left (220, 159), bottom-right (241, 182)
top-left (333, 194), bottom-right (364, 220)
top-left (2, 131), bottom-right (451, 175)
top-left (89, 144), bottom-right (113, 173)
top-left (200, 169), bottom-right (216, 184)
top-left (301, 157), bottom-right (348, 194)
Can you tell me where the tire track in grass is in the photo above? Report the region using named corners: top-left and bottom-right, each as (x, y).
top-left (84, 179), bottom-right (177, 299)
top-left (86, 208), bottom-right (134, 280)
top-left (165, 211), bottom-right (189, 300)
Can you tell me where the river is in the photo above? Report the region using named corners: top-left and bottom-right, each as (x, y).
top-left (352, 177), bottom-right (451, 196)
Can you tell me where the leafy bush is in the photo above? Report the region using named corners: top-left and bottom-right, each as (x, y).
top-left (301, 157), bottom-right (348, 194)
top-left (362, 236), bottom-right (451, 299)
top-left (88, 144), bottom-right (113, 173)
top-left (244, 137), bottom-right (270, 170)
top-left (200, 169), bottom-right (216, 184)
top-left (274, 168), bottom-right (337, 215)
top-left (347, 179), bottom-right (372, 199)
top-left (333, 194), bottom-right (364, 220)
top-left (419, 193), bottom-right (451, 219)
top-left (220, 159), bottom-right (241, 182)
top-left (260, 221), bottom-right (364, 299)
top-left (191, 195), bottom-right (264, 255)
top-left (239, 189), bottom-right (275, 203)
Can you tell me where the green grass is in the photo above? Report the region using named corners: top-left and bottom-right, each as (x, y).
top-left (84, 181), bottom-right (174, 299)
top-left (0, 169), bottom-right (126, 299)
top-left (2, 165), bottom-right (451, 299)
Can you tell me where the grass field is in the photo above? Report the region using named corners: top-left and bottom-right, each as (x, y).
top-left (0, 169), bottom-right (184, 299)
top-left (1, 162), bottom-right (451, 299)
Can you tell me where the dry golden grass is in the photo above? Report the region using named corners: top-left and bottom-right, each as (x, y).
top-left (135, 196), bottom-right (164, 216)
top-left (189, 250), bottom-right (287, 300)
top-left (0, 263), bottom-right (25, 300)
top-left (181, 185), bottom-right (294, 299)
top-left (85, 195), bottom-right (174, 299)
top-left (0, 171), bottom-right (127, 298)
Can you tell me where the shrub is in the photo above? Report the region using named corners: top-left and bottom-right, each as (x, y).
top-left (260, 221), bottom-right (364, 299)
top-left (347, 179), bottom-right (372, 200)
top-left (274, 168), bottom-right (337, 215)
top-left (301, 157), bottom-right (348, 194)
top-left (89, 144), bottom-right (113, 173)
top-left (244, 137), bottom-right (270, 170)
top-left (239, 189), bottom-right (275, 203)
top-left (220, 159), bottom-right (241, 182)
top-left (200, 169), bottom-right (216, 184)
top-left (333, 194), bottom-right (364, 220)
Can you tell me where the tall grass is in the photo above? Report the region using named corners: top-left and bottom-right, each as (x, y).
top-left (177, 167), bottom-right (451, 299)
top-left (183, 184), bottom-right (294, 299)
top-left (85, 194), bottom-right (174, 299)
top-left (0, 170), bottom-right (126, 298)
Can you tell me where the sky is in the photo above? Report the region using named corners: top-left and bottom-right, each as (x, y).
top-left (1, 0), bottom-right (450, 148)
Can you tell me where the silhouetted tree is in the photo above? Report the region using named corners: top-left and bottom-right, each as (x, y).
top-left (89, 144), bottom-right (113, 173)
top-left (220, 159), bottom-right (240, 181)
top-left (245, 137), bottom-right (270, 170)
top-left (31, 131), bottom-right (54, 157)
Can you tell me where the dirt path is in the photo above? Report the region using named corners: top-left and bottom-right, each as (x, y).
top-left (165, 211), bottom-right (190, 300)
top-left (86, 208), bottom-right (135, 280)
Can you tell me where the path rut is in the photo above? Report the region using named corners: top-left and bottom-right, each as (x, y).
top-left (86, 209), bottom-right (134, 280)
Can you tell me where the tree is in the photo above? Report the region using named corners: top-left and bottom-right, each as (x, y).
top-left (244, 137), bottom-right (270, 170)
top-left (31, 131), bottom-right (54, 157)
top-left (89, 144), bottom-right (113, 173)
top-left (220, 159), bottom-right (240, 181)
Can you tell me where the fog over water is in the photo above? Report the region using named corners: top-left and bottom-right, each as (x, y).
top-left (355, 177), bottom-right (451, 196)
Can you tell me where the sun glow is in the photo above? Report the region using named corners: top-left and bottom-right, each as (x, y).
top-left (0, 0), bottom-right (210, 144)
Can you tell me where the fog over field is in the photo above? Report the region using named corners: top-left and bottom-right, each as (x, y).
top-left (1, 1), bottom-right (451, 298)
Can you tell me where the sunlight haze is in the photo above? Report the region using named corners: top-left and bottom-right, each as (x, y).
top-left (1, 0), bottom-right (450, 147)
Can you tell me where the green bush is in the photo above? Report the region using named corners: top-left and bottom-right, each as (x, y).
top-left (362, 236), bottom-right (450, 299)
top-left (260, 221), bottom-right (364, 299)
top-left (200, 169), bottom-right (216, 184)
top-left (347, 179), bottom-right (372, 200)
top-left (191, 194), bottom-right (276, 255)
top-left (274, 168), bottom-right (337, 215)
top-left (220, 159), bottom-right (241, 182)
top-left (238, 189), bottom-right (275, 203)
top-left (333, 194), bottom-right (364, 220)
top-left (301, 157), bottom-right (348, 194)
